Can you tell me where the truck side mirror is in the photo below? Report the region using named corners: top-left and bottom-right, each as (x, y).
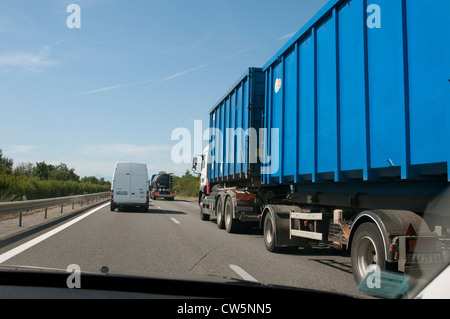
top-left (192, 157), bottom-right (198, 172)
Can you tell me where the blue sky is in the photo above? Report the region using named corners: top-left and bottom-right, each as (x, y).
top-left (0, 0), bottom-right (328, 180)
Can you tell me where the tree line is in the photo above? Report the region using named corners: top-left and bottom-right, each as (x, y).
top-left (0, 149), bottom-right (110, 202)
top-left (173, 170), bottom-right (200, 198)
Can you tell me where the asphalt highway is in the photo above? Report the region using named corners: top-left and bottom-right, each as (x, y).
top-left (0, 198), bottom-right (368, 298)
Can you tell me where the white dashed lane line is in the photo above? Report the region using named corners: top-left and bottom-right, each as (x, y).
top-left (229, 264), bottom-right (258, 282)
top-left (170, 217), bottom-right (181, 224)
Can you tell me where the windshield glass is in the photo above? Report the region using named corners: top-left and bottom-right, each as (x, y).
top-left (0, 0), bottom-right (448, 301)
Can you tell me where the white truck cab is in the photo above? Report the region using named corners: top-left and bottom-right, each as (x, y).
top-left (192, 147), bottom-right (209, 210)
top-left (110, 162), bottom-right (149, 212)
top-left (192, 146), bottom-right (208, 190)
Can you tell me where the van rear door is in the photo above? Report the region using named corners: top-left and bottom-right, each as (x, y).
top-left (129, 163), bottom-right (147, 204)
top-left (114, 163), bottom-right (131, 204)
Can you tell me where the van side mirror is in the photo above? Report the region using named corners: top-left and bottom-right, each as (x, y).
top-left (192, 157), bottom-right (198, 172)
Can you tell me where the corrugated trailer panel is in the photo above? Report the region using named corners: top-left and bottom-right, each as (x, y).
top-left (407, 0), bottom-right (449, 167)
top-left (262, 0), bottom-right (449, 185)
top-left (208, 68), bottom-right (265, 183)
top-left (366, 0), bottom-right (407, 173)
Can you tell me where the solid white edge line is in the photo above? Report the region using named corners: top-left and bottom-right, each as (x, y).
top-left (229, 264), bottom-right (258, 282)
top-left (0, 202), bottom-right (109, 264)
top-left (170, 217), bottom-right (180, 224)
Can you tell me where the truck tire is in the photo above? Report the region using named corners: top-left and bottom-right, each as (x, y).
top-left (216, 196), bottom-right (225, 229)
top-left (225, 196), bottom-right (240, 233)
top-left (199, 194), bottom-right (210, 221)
top-left (264, 211), bottom-right (279, 252)
top-left (200, 210), bottom-right (210, 221)
top-left (351, 222), bottom-right (386, 284)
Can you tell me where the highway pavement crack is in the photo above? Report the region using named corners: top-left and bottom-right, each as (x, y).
top-left (187, 243), bottom-right (224, 273)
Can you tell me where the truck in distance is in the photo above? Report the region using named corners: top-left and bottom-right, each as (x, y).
top-left (150, 171), bottom-right (175, 201)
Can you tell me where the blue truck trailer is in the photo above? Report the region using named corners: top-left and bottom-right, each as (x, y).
top-left (193, 0), bottom-right (449, 286)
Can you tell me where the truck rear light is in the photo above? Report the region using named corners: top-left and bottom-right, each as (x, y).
top-left (110, 190), bottom-right (114, 199)
top-left (206, 179), bottom-right (210, 195)
top-left (390, 243), bottom-right (396, 253)
top-left (146, 191), bottom-right (149, 201)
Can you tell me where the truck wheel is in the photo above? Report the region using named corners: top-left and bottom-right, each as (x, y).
top-left (351, 222), bottom-right (386, 284)
top-left (263, 212), bottom-right (279, 252)
top-left (199, 195), bottom-right (210, 221)
top-left (110, 202), bottom-right (116, 212)
top-left (200, 210), bottom-right (210, 221)
top-left (216, 196), bottom-right (225, 229)
top-left (225, 196), bottom-right (240, 233)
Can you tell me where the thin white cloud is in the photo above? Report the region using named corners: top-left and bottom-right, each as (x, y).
top-left (78, 143), bottom-right (184, 178)
top-left (69, 64), bottom-right (209, 96)
top-left (278, 32), bottom-right (296, 41)
top-left (144, 47), bottom-right (255, 90)
top-left (80, 143), bottom-right (172, 158)
top-left (68, 79), bottom-right (156, 97)
top-left (6, 145), bottom-right (38, 154)
top-left (144, 63), bottom-right (210, 89)
top-left (62, 160), bottom-right (115, 180)
top-left (69, 47), bottom-right (254, 96)
top-left (65, 158), bottom-right (190, 181)
top-left (162, 64), bottom-right (209, 82)
top-left (0, 46), bottom-right (59, 74)
top-left (101, 143), bottom-right (172, 155)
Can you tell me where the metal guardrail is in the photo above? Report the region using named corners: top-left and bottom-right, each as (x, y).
top-left (0, 192), bottom-right (110, 226)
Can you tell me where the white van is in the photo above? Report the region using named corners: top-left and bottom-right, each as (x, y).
top-left (110, 162), bottom-right (149, 212)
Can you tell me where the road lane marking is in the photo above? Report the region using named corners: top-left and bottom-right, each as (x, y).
top-left (229, 264), bottom-right (258, 282)
top-left (0, 202), bottom-right (109, 264)
top-left (157, 206), bottom-right (162, 210)
top-left (170, 217), bottom-right (180, 224)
